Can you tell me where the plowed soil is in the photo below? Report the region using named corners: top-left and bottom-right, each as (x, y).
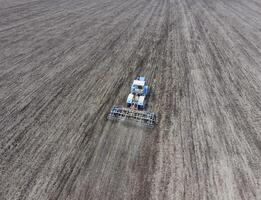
top-left (0, 0), bottom-right (261, 199)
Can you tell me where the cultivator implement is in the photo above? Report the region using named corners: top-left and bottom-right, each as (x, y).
top-left (108, 106), bottom-right (156, 128)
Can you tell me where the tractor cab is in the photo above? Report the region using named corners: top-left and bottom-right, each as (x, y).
top-left (130, 76), bottom-right (148, 96)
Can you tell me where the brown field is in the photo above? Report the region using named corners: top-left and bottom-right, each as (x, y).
top-left (0, 0), bottom-right (261, 199)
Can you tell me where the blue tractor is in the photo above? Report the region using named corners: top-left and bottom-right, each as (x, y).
top-left (108, 76), bottom-right (156, 127)
top-left (126, 76), bottom-right (149, 110)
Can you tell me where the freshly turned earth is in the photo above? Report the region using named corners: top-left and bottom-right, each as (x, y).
top-left (0, 0), bottom-right (261, 199)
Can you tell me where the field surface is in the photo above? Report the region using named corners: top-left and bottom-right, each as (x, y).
top-left (0, 0), bottom-right (261, 199)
